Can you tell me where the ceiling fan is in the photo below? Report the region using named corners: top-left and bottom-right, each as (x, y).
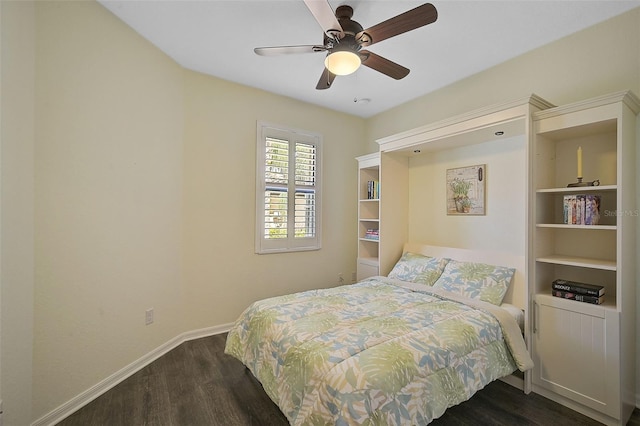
top-left (254, 1), bottom-right (438, 90)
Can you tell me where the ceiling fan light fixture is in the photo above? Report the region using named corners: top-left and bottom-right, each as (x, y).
top-left (324, 50), bottom-right (361, 76)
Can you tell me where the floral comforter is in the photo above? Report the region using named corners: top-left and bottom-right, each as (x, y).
top-left (225, 277), bottom-right (533, 425)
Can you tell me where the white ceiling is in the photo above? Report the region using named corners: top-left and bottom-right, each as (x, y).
top-left (98, 0), bottom-right (640, 118)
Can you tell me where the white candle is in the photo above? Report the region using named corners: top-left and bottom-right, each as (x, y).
top-left (577, 146), bottom-right (583, 178)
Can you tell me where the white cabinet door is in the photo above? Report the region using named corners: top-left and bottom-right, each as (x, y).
top-left (356, 260), bottom-right (378, 281)
top-left (532, 295), bottom-right (620, 419)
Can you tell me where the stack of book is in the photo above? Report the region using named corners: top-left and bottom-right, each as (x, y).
top-left (367, 180), bottom-right (380, 200)
top-left (551, 279), bottom-right (605, 305)
top-left (563, 194), bottom-right (600, 225)
top-left (364, 229), bottom-right (379, 240)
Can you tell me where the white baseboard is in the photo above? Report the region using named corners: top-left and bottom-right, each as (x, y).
top-left (31, 323), bottom-right (234, 426)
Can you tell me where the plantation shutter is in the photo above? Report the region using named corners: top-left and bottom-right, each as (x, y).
top-left (257, 122), bottom-right (322, 253)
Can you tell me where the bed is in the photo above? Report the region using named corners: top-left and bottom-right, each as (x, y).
top-left (225, 244), bottom-right (532, 425)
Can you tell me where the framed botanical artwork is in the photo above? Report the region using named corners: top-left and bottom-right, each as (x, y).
top-left (446, 164), bottom-right (486, 215)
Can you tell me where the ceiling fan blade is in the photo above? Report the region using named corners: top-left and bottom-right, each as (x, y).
top-left (254, 45), bottom-right (326, 56)
top-left (357, 3), bottom-right (437, 47)
top-left (359, 50), bottom-right (410, 80)
top-left (316, 68), bottom-right (336, 90)
top-left (303, 0), bottom-right (344, 39)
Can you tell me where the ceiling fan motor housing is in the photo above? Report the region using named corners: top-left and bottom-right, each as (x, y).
top-left (327, 5), bottom-right (369, 53)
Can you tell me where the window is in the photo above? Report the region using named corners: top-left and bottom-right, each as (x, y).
top-left (256, 122), bottom-right (322, 254)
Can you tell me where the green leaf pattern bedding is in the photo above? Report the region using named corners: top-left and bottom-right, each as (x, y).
top-left (225, 277), bottom-right (532, 425)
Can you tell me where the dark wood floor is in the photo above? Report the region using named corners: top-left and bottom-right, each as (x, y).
top-left (58, 333), bottom-right (640, 425)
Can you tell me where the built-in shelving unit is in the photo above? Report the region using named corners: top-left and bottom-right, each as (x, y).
top-left (356, 153), bottom-right (380, 280)
top-left (354, 90), bottom-right (638, 426)
top-left (530, 91), bottom-right (639, 425)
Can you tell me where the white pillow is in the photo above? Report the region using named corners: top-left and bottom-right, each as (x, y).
top-left (387, 252), bottom-right (449, 286)
top-left (432, 259), bottom-right (515, 306)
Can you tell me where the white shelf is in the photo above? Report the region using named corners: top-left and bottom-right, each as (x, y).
top-left (535, 293), bottom-right (615, 315)
top-left (359, 237), bottom-right (379, 243)
top-left (357, 256), bottom-right (379, 267)
top-left (358, 218), bottom-right (379, 223)
top-left (536, 255), bottom-right (616, 271)
top-left (536, 185), bottom-right (616, 193)
top-left (536, 223), bottom-right (616, 230)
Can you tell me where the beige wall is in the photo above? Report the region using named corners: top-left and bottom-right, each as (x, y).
top-left (408, 136), bottom-right (526, 255)
top-left (1, 1), bottom-right (36, 424)
top-left (182, 70), bottom-right (364, 329)
top-left (32, 0), bottom-right (187, 419)
top-left (1, 1), bottom-right (639, 425)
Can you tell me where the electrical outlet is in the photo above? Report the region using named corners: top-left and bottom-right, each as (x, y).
top-left (145, 308), bottom-right (154, 325)
top-left (351, 271), bottom-right (357, 283)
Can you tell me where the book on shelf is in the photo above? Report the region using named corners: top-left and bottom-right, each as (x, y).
top-left (585, 194), bottom-right (601, 225)
top-left (563, 194), bottom-right (600, 225)
top-left (552, 279), bottom-right (605, 297)
top-left (364, 228), bottom-right (379, 240)
top-left (552, 289), bottom-right (605, 305)
top-left (576, 194), bottom-right (584, 225)
top-left (366, 180), bottom-right (380, 200)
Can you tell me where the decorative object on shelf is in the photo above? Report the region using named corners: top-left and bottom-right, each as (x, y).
top-left (567, 146), bottom-right (601, 187)
top-left (567, 178), bottom-right (600, 187)
top-left (577, 146), bottom-right (582, 178)
top-left (446, 164), bottom-right (485, 215)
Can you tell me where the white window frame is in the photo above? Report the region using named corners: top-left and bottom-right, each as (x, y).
top-left (256, 121), bottom-right (322, 254)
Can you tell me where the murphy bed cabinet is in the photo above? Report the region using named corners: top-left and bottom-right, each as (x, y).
top-left (356, 153), bottom-right (381, 280)
top-left (530, 91), bottom-right (639, 425)
top-left (365, 94), bottom-right (554, 394)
